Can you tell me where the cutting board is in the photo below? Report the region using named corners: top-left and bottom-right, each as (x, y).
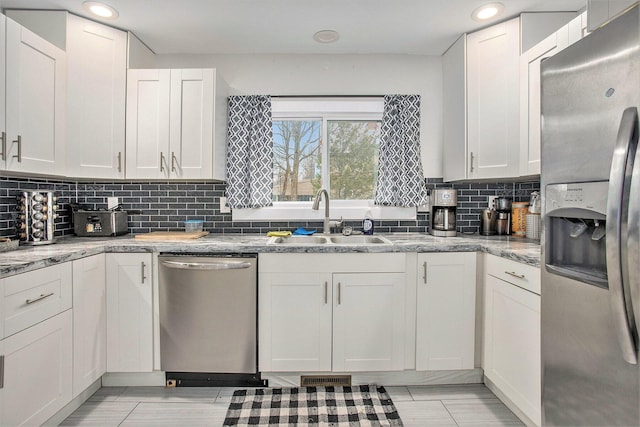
top-left (134, 231), bottom-right (209, 240)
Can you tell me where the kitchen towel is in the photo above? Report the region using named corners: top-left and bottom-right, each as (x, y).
top-left (375, 95), bottom-right (428, 207)
top-left (226, 95), bottom-right (274, 209)
top-left (223, 385), bottom-right (403, 426)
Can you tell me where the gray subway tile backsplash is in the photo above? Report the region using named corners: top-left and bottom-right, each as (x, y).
top-left (0, 176), bottom-right (540, 238)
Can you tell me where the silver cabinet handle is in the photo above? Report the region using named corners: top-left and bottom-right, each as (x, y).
top-left (13, 135), bottom-right (21, 163)
top-left (0, 355), bottom-right (4, 389)
top-left (141, 262), bottom-right (147, 283)
top-left (26, 292), bottom-right (54, 305)
top-left (160, 152), bottom-right (166, 172)
top-left (161, 260), bottom-right (252, 270)
top-left (324, 281), bottom-right (328, 304)
top-left (469, 151), bottom-right (474, 173)
top-left (606, 106), bottom-right (638, 365)
top-left (171, 152), bottom-right (177, 172)
top-left (505, 271), bottom-right (526, 280)
top-left (423, 261), bottom-right (428, 284)
top-left (117, 151), bottom-right (122, 172)
top-left (337, 282), bottom-right (341, 305)
top-left (0, 131), bottom-right (5, 161)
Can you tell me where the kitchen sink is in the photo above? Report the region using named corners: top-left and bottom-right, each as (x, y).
top-left (328, 235), bottom-right (391, 244)
top-left (268, 235), bottom-right (392, 245)
top-left (269, 236), bottom-right (330, 244)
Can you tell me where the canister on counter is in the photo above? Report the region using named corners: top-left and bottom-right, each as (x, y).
top-left (511, 202), bottom-right (529, 237)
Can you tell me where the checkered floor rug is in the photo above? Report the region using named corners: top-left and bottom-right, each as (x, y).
top-left (223, 385), bottom-right (403, 426)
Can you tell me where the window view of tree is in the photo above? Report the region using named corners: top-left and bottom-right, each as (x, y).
top-left (328, 121), bottom-right (380, 200)
top-left (272, 120), bottom-right (321, 201)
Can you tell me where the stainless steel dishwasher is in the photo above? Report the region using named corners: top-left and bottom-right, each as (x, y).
top-left (158, 254), bottom-right (265, 387)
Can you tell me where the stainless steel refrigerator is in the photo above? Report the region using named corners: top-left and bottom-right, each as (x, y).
top-left (540, 4), bottom-right (639, 426)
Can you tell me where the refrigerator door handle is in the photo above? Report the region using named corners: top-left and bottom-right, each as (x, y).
top-left (626, 110), bottom-right (640, 342)
top-left (606, 106), bottom-right (638, 365)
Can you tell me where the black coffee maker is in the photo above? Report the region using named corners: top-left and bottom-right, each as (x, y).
top-left (495, 197), bottom-right (512, 235)
top-left (429, 189), bottom-right (457, 237)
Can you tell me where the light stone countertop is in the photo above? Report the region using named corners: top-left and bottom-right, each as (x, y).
top-left (0, 233), bottom-right (541, 278)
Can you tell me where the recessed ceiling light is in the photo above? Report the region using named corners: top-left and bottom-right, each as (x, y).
top-left (471, 2), bottom-right (505, 22)
top-left (83, 1), bottom-right (119, 20)
top-left (313, 30), bottom-right (340, 44)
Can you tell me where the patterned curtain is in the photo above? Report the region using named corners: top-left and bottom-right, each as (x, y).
top-left (374, 95), bottom-right (428, 207)
top-left (226, 95), bottom-right (273, 209)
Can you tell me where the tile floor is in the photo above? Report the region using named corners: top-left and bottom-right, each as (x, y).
top-left (60, 384), bottom-right (524, 426)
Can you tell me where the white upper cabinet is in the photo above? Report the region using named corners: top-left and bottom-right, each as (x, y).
top-left (65, 14), bottom-right (127, 179)
top-left (520, 12), bottom-right (587, 176)
top-left (126, 68), bottom-right (228, 180)
top-left (4, 18), bottom-right (66, 176)
top-left (466, 17), bottom-right (521, 180)
top-left (443, 12), bottom-right (578, 181)
top-left (520, 27), bottom-right (569, 176)
top-left (587, 0), bottom-right (638, 31)
top-left (0, 15), bottom-right (5, 168)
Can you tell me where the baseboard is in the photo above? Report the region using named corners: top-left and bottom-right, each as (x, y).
top-left (102, 371), bottom-right (166, 386)
top-left (484, 375), bottom-right (539, 427)
top-left (264, 368), bottom-right (484, 388)
top-left (43, 378), bottom-right (101, 427)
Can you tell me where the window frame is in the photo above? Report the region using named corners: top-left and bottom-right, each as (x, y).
top-left (231, 97), bottom-right (418, 222)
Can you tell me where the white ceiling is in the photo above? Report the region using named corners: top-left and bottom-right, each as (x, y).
top-left (0, 0), bottom-right (586, 55)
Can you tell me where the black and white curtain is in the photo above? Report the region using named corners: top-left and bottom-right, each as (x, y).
top-left (226, 95), bottom-right (273, 209)
top-left (374, 95), bottom-right (428, 207)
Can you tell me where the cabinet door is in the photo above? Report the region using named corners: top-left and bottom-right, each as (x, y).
top-left (169, 69), bottom-right (214, 179)
top-left (519, 27), bottom-right (569, 176)
top-left (0, 310), bottom-right (72, 427)
top-left (72, 254), bottom-right (106, 397)
top-left (416, 253), bottom-right (476, 371)
top-left (467, 18), bottom-right (520, 179)
top-left (484, 273), bottom-right (541, 426)
top-left (0, 15), bottom-right (6, 170)
top-left (106, 253), bottom-right (153, 372)
top-left (66, 14), bottom-right (127, 179)
top-left (442, 35), bottom-right (467, 182)
top-left (258, 272), bottom-right (332, 372)
top-left (125, 69), bottom-right (171, 179)
top-left (5, 19), bottom-right (66, 176)
top-left (332, 273), bottom-right (405, 372)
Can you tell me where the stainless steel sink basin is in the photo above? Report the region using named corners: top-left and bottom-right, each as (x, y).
top-left (269, 235), bottom-right (330, 244)
top-left (268, 235), bottom-right (392, 245)
top-left (328, 235), bottom-right (391, 244)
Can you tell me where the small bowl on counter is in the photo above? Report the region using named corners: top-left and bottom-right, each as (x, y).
top-left (184, 220), bottom-right (204, 233)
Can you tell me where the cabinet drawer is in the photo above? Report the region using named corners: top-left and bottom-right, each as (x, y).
top-left (485, 255), bottom-right (540, 295)
top-left (2, 263), bottom-right (72, 338)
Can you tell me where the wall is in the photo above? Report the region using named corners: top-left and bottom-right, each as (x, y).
top-left (153, 53), bottom-right (444, 177)
top-left (0, 176), bottom-right (539, 239)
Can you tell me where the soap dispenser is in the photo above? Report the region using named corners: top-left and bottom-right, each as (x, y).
top-left (363, 210), bottom-right (374, 235)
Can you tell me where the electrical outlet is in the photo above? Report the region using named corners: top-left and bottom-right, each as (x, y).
top-left (488, 196), bottom-right (498, 209)
top-left (107, 197), bottom-right (119, 210)
top-left (219, 197), bottom-right (231, 214)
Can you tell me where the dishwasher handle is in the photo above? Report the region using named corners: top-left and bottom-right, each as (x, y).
top-left (161, 259), bottom-right (253, 270)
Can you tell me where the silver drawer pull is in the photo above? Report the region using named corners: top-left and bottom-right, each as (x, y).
top-left (25, 292), bottom-right (54, 305)
top-left (505, 271), bottom-right (526, 279)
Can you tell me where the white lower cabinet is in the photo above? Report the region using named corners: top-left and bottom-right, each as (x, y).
top-left (258, 272), bottom-right (333, 372)
top-left (333, 273), bottom-right (405, 372)
top-left (259, 253), bottom-right (406, 373)
top-left (416, 252), bottom-right (476, 371)
top-left (72, 254), bottom-right (106, 397)
top-left (483, 254), bottom-right (541, 426)
top-left (0, 310), bottom-right (73, 427)
top-left (106, 253), bottom-right (153, 373)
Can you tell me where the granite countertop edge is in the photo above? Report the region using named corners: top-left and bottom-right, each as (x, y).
top-left (0, 233), bottom-right (541, 278)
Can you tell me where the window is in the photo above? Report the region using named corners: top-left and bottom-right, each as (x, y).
top-left (232, 97), bottom-right (416, 221)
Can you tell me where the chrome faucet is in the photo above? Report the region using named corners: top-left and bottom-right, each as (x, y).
top-left (312, 189), bottom-right (342, 234)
